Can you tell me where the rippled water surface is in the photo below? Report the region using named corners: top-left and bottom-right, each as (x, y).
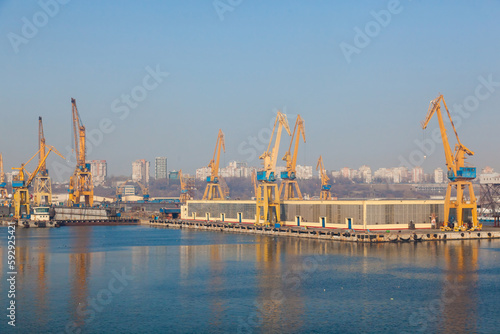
top-left (1, 225), bottom-right (499, 333)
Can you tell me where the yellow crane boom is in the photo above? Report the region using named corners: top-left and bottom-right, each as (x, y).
top-left (280, 114), bottom-right (305, 200)
top-left (34, 117), bottom-right (64, 206)
top-left (316, 155), bottom-right (332, 200)
top-left (422, 94), bottom-right (474, 179)
top-left (256, 111), bottom-right (291, 225)
top-left (68, 98), bottom-right (94, 207)
top-left (203, 129), bottom-right (226, 200)
top-left (12, 146), bottom-right (64, 220)
top-left (179, 169), bottom-right (190, 203)
top-left (0, 153), bottom-right (7, 200)
top-left (421, 94), bottom-right (479, 231)
top-left (258, 111), bottom-right (291, 182)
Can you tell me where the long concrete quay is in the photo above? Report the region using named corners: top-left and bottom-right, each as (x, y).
top-left (149, 219), bottom-right (500, 243)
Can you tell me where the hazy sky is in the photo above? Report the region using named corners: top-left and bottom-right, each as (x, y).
top-left (1, 0), bottom-right (499, 181)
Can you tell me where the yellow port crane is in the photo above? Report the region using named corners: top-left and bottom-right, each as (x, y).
top-left (68, 98), bottom-right (94, 207)
top-left (279, 114), bottom-right (305, 200)
top-left (203, 129), bottom-right (226, 200)
top-left (116, 179), bottom-right (149, 202)
top-left (33, 116), bottom-right (63, 206)
top-left (421, 94), bottom-right (480, 231)
top-left (316, 155), bottom-right (332, 200)
top-left (256, 111), bottom-right (291, 225)
top-left (0, 153), bottom-right (7, 200)
top-left (179, 169), bottom-right (190, 203)
top-left (116, 179), bottom-right (132, 202)
top-left (137, 181), bottom-right (150, 202)
top-left (12, 146), bottom-right (64, 220)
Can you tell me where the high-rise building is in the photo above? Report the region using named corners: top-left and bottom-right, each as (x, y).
top-left (132, 159), bottom-right (150, 184)
top-left (155, 157), bottom-right (168, 180)
top-left (90, 160), bottom-right (107, 186)
top-left (412, 167), bottom-right (424, 183)
top-left (434, 167), bottom-right (444, 183)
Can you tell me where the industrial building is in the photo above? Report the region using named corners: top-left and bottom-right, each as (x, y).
top-left (181, 199), bottom-right (444, 230)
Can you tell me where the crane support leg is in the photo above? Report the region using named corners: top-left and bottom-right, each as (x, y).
top-left (256, 183), bottom-right (280, 226)
top-left (13, 188), bottom-right (29, 220)
top-left (320, 190), bottom-right (331, 201)
top-left (279, 180), bottom-right (303, 200)
top-left (444, 180), bottom-right (479, 230)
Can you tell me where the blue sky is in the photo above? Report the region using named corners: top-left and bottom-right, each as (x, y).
top-left (1, 0), bottom-right (499, 180)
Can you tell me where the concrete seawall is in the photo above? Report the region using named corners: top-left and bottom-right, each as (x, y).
top-left (149, 219), bottom-right (500, 243)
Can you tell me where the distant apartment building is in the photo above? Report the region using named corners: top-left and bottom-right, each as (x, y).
top-left (195, 161), bottom-right (311, 180)
top-left (90, 160), bottom-right (107, 186)
top-left (434, 168), bottom-right (444, 183)
top-left (373, 168), bottom-right (392, 181)
top-left (132, 159), bottom-right (150, 184)
top-left (196, 166), bottom-right (211, 181)
top-left (155, 157), bottom-right (168, 180)
top-left (358, 165), bottom-right (372, 183)
top-left (295, 165), bottom-right (313, 179)
top-left (412, 167), bottom-right (424, 183)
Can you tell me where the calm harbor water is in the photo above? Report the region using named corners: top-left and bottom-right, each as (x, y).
top-left (1, 225), bottom-right (500, 333)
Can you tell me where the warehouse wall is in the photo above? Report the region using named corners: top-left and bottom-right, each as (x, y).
top-left (183, 199), bottom-right (444, 230)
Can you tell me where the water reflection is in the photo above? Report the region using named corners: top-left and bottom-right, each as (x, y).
top-left (440, 242), bottom-right (478, 333)
top-left (68, 228), bottom-right (91, 329)
top-left (1, 227), bottom-right (495, 333)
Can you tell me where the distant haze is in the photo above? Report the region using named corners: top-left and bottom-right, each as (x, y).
top-left (1, 1), bottom-right (499, 181)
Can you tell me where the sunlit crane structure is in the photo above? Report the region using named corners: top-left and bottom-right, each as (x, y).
top-left (0, 153), bottom-right (7, 200)
top-left (316, 155), bottom-right (332, 200)
top-left (116, 179), bottom-right (149, 202)
top-left (137, 181), bottom-right (150, 201)
top-left (68, 98), bottom-right (94, 207)
top-left (279, 115), bottom-right (305, 200)
top-left (256, 111), bottom-right (291, 225)
top-left (33, 117), bottom-right (62, 206)
top-left (179, 169), bottom-right (190, 203)
top-left (203, 129), bottom-right (226, 200)
top-left (422, 94), bottom-right (480, 231)
top-left (116, 179), bottom-right (132, 202)
top-left (12, 147), bottom-right (64, 220)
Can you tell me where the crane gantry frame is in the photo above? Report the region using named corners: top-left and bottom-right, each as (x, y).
top-left (316, 155), bottom-right (332, 200)
top-left (12, 146), bottom-right (64, 220)
top-left (203, 129), bottom-right (226, 200)
top-left (68, 98), bottom-right (94, 207)
top-left (33, 116), bottom-right (62, 206)
top-left (279, 114), bottom-right (305, 200)
top-left (179, 169), bottom-right (191, 203)
top-left (256, 111), bottom-right (291, 225)
top-left (422, 94), bottom-right (480, 231)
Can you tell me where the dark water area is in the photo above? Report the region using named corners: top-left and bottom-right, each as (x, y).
top-left (1, 225), bottom-right (499, 333)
